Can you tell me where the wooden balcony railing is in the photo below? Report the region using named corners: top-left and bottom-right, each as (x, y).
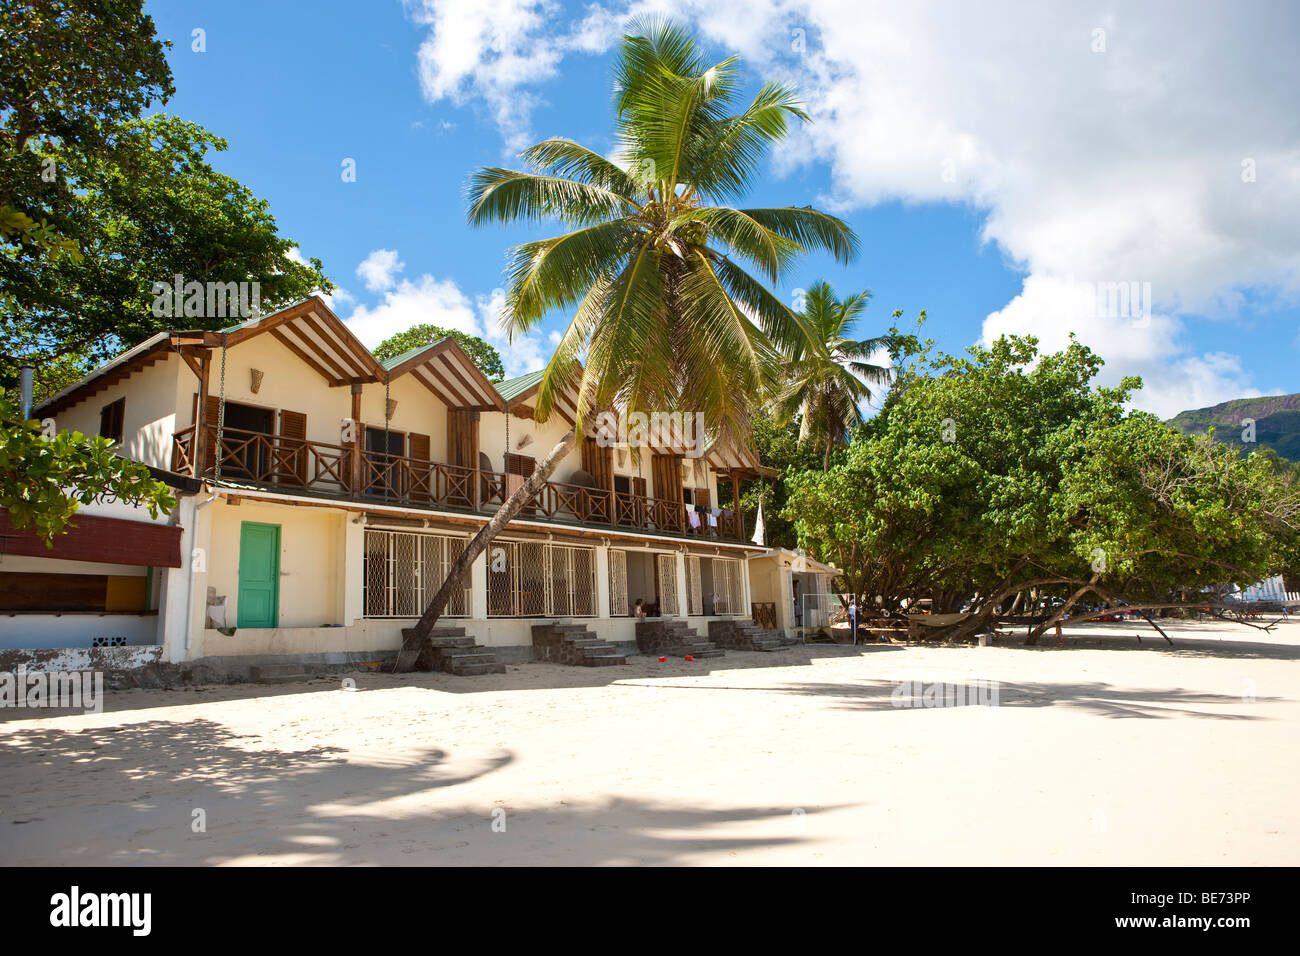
top-left (172, 426), bottom-right (745, 541)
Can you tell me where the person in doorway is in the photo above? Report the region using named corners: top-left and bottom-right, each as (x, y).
top-left (793, 580), bottom-right (802, 629)
top-left (633, 598), bottom-right (647, 621)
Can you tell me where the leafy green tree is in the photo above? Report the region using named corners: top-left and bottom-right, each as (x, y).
top-left (3, 115), bottom-right (333, 402)
top-left (786, 334), bottom-right (1300, 642)
top-left (374, 324), bottom-right (506, 381)
top-left (1, 0), bottom-right (171, 277)
top-left (404, 20), bottom-right (858, 649)
top-left (0, 0), bottom-right (173, 156)
top-left (775, 279), bottom-right (891, 469)
top-left (0, 397), bottom-right (174, 541)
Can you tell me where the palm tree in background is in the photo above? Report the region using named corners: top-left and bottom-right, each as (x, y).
top-left (775, 279), bottom-right (891, 470)
top-left (403, 19), bottom-right (859, 650)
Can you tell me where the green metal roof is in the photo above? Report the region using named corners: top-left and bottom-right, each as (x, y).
top-left (216, 295), bottom-right (314, 334)
top-left (378, 337), bottom-right (453, 370)
top-left (496, 369), bottom-right (544, 402)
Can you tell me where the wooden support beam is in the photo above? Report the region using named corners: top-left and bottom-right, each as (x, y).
top-left (350, 383), bottom-right (363, 493)
top-left (193, 352), bottom-right (211, 477)
top-left (731, 471), bottom-right (743, 542)
top-left (269, 328), bottom-right (344, 386)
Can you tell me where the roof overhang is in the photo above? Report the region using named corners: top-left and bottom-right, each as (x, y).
top-left (219, 296), bottom-right (386, 385)
top-left (385, 338), bottom-right (504, 411)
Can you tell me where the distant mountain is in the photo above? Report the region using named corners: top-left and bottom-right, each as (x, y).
top-left (1166, 393), bottom-right (1300, 460)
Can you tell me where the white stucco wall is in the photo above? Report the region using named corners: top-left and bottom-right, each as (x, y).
top-left (51, 352), bottom-right (189, 470)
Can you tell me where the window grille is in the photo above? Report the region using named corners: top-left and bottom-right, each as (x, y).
top-left (363, 529), bottom-right (468, 617)
top-left (711, 557), bottom-right (743, 615)
top-left (686, 555), bottom-right (703, 615)
top-left (487, 540), bottom-right (598, 617)
top-left (608, 549), bottom-right (628, 616)
top-left (656, 553), bottom-right (679, 616)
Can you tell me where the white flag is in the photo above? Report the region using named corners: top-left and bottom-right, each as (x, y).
top-left (751, 498), bottom-right (766, 546)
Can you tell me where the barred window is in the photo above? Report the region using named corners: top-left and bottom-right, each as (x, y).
top-left (488, 541), bottom-right (597, 618)
top-left (608, 549), bottom-right (628, 616)
top-left (711, 557), bottom-right (743, 615)
top-left (685, 555), bottom-right (704, 615)
top-left (656, 553), bottom-right (678, 616)
top-left (364, 529), bottom-right (469, 618)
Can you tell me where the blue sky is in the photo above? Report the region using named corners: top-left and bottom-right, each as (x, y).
top-left (145, 0), bottom-right (1300, 416)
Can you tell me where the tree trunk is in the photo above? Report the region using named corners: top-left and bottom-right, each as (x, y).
top-left (1025, 573), bottom-right (1099, 645)
top-left (402, 424), bottom-right (579, 647)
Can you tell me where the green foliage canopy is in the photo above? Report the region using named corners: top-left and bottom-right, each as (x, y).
top-left (785, 334), bottom-right (1300, 638)
top-left (373, 324), bottom-right (506, 382)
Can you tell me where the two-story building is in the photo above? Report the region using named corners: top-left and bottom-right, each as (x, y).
top-left (5, 296), bottom-right (777, 672)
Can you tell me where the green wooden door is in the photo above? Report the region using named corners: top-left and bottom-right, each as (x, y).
top-left (237, 522), bottom-right (280, 628)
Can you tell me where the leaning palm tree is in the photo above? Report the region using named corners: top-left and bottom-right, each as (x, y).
top-left (775, 279), bottom-right (891, 470)
top-left (400, 20), bottom-right (858, 654)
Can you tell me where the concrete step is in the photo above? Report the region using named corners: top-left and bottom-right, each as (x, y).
top-left (249, 664), bottom-right (315, 683)
top-left (428, 635), bottom-right (478, 649)
top-left (581, 652), bottom-right (627, 666)
top-left (450, 661), bottom-right (507, 676)
top-left (443, 650), bottom-right (498, 664)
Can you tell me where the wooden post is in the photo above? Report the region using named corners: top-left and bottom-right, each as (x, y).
top-left (731, 471), bottom-right (743, 542)
top-left (350, 383), bottom-right (363, 493)
top-left (471, 410), bottom-right (481, 510)
top-left (193, 353), bottom-right (211, 476)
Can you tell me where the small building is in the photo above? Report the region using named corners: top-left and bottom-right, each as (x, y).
top-left (746, 547), bottom-right (841, 638)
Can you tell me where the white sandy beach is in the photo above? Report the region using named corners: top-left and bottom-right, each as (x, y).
top-left (2, 620), bottom-right (1297, 866)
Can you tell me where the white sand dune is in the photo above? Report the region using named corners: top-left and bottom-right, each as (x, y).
top-left (2, 619), bottom-right (1296, 866)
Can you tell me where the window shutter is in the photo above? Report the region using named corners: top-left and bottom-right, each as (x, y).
top-left (278, 410), bottom-right (308, 485)
top-left (410, 432), bottom-right (431, 502)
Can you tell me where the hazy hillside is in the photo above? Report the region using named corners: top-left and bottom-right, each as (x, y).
top-left (1166, 393), bottom-right (1300, 460)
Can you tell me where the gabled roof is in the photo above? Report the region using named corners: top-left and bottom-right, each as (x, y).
top-left (496, 368), bottom-right (582, 425)
top-left (497, 370), bottom-right (544, 403)
top-left (216, 296), bottom-right (386, 385)
top-left (382, 337), bottom-right (504, 411)
top-left (34, 296), bottom-right (506, 416)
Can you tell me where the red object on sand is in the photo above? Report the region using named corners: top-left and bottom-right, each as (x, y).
top-left (658, 656), bottom-right (667, 662)
top-left (685, 655), bottom-right (695, 662)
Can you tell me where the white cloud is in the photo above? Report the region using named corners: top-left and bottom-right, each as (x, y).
top-left (342, 257), bottom-right (546, 377)
top-left (285, 245), bottom-right (354, 310)
top-left (356, 248), bottom-right (405, 293)
top-left (401, 0), bottom-right (645, 152)
top-left (402, 0), bottom-right (1300, 414)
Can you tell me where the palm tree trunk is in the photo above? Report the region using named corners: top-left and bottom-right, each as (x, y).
top-left (401, 424), bottom-right (579, 648)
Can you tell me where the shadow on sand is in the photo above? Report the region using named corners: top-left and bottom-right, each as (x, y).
top-left (611, 677), bottom-right (1280, 720)
top-left (0, 717), bottom-right (828, 864)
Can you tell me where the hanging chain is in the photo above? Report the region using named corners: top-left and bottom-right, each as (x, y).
top-left (384, 373), bottom-right (391, 495)
top-left (214, 332), bottom-right (228, 481)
